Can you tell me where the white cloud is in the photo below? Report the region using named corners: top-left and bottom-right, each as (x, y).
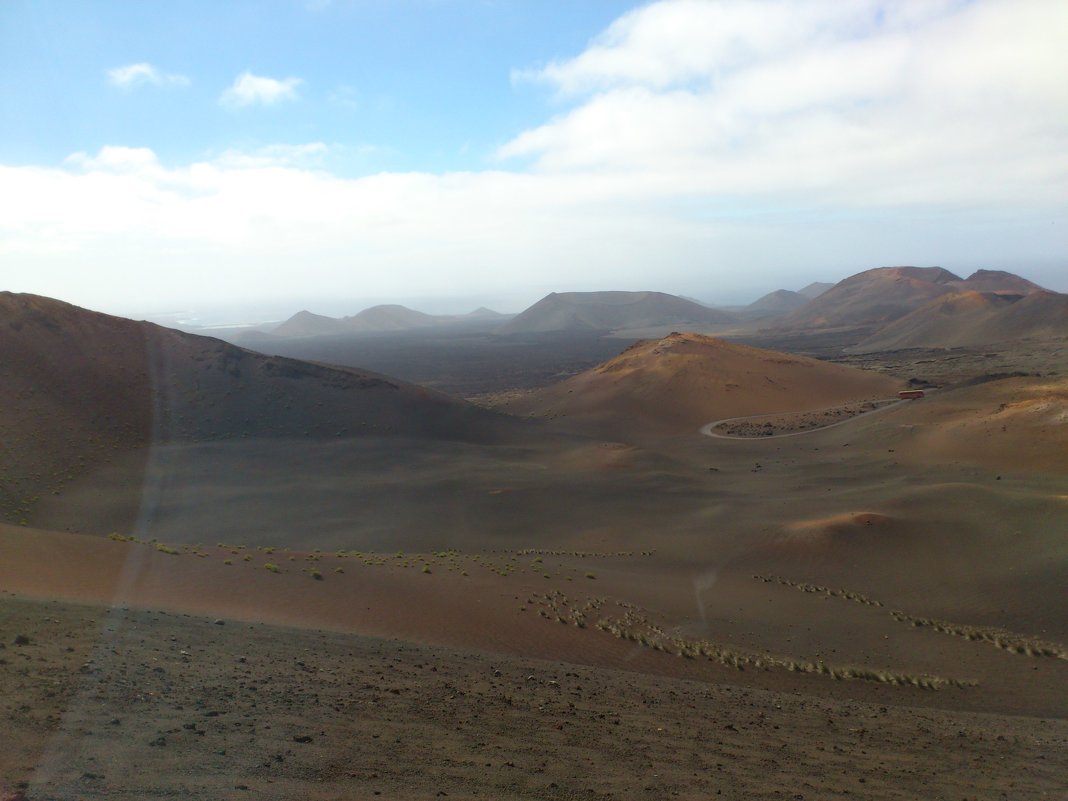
top-left (107, 62), bottom-right (190, 90)
top-left (516, 0), bottom-right (958, 95)
top-left (500, 0), bottom-right (1068, 210)
top-left (220, 71), bottom-right (302, 108)
top-left (1, 135), bottom-right (1065, 315)
top-left (65, 146), bottom-right (161, 173)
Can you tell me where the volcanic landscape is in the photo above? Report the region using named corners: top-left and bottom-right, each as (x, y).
top-left (2, 266), bottom-right (1067, 800)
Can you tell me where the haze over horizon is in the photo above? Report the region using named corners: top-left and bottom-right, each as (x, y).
top-left (2, 0), bottom-right (1066, 321)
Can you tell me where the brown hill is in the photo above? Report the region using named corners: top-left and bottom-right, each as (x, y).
top-left (343, 304), bottom-right (440, 332)
top-left (850, 291), bottom-right (1018, 352)
top-left (776, 267), bottom-right (1049, 337)
top-left (775, 266), bottom-right (962, 332)
top-left (271, 309), bottom-right (348, 337)
top-left (952, 269), bottom-right (1045, 295)
top-left (883, 375), bottom-right (1068, 473)
top-left (851, 290), bottom-right (1068, 352)
top-left (0, 292), bottom-right (517, 526)
top-left (505, 332), bottom-right (899, 434)
top-left (271, 304), bottom-right (509, 338)
top-left (993, 290), bottom-right (1068, 336)
top-left (273, 304), bottom-right (440, 337)
top-left (798, 281), bottom-right (834, 300)
top-left (499, 291), bottom-right (735, 334)
top-left (745, 289), bottom-right (810, 317)
top-left (464, 306), bottom-right (508, 320)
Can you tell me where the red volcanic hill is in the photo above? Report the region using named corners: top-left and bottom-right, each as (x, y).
top-left (0, 292), bottom-right (517, 525)
top-left (850, 289), bottom-right (1068, 352)
top-left (773, 266), bottom-right (1048, 335)
top-left (952, 269), bottom-right (1045, 295)
top-left (775, 266), bottom-right (962, 331)
top-left (504, 332), bottom-right (899, 434)
top-left (498, 291), bottom-right (735, 334)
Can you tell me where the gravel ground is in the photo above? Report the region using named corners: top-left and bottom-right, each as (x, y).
top-left (2, 596), bottom-right (1066, 801)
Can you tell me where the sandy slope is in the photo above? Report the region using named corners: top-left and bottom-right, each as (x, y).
top-left (850, 290), bottom-right (1068, 352)
top-left (0, 292), bottom-right (522, 529)
top-left (879, 375), bottom-right (1068, 472)
top-left (505, 332), bottom-right (900, 435)
top-left (4, 505), bottom-right (1068, 719)
top-left (4, 597), bottom-right (1066, 801)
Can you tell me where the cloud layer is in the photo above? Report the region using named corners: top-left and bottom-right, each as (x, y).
top-left (220, 71), bottom-right (302, 108)
top-left (4, 0), bottom-right (1067, 314)
top-left (502, 0), bottom-right (1068, 208)
top-left (107, 62), bottom-right (190, 90)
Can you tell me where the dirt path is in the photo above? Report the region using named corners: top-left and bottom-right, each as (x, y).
top-left (700, 397), bottom-right (909, 440)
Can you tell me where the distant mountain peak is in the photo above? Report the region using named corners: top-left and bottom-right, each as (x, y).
top-left (956, 269), bottom-right (1045, 294)
top-left (499, 290), bottom-right (735, 334)
top-left (797, 282), bottom-right (834, 300)
top-left (746, 289), bottom-right (809, 316)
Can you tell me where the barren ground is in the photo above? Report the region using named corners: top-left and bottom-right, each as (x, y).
top-left (3, 321), bottom-right (1067, 799)
top-left (3, 596), bottom-right (1067, 801)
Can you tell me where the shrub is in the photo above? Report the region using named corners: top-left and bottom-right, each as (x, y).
top-left (264, 563), bottom-right (280, 573)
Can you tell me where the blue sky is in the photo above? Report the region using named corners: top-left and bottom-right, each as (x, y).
top-left (1, 0), bottom-right (1066, 320)
top-left (2, 1), bottom-right (638, 174)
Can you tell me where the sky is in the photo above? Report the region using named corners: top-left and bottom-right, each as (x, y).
top-left (1, 0), bottom-right (1066, 321)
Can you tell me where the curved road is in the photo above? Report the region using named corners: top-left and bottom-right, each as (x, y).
top-left (700, 397), bottom-right (913, 440)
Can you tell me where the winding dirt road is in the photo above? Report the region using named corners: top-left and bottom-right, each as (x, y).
top-left (700, 397), bottom-right (911, 440)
